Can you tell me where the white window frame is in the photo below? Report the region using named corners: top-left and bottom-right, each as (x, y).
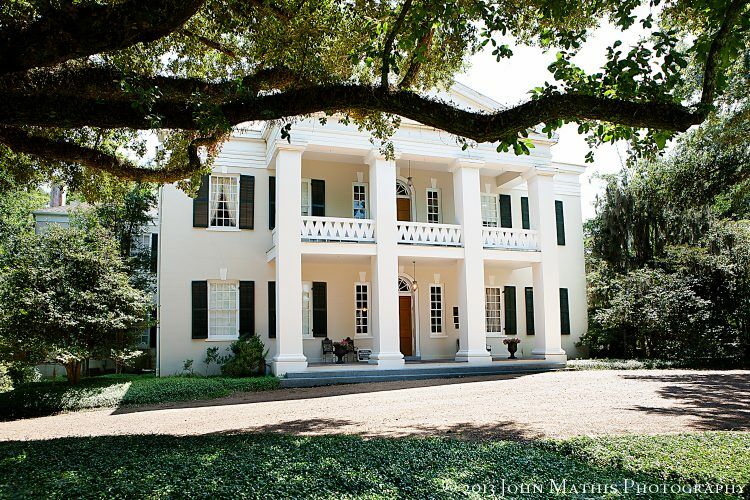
top-left (429, 283), bottom-right (445, 337)
top-left (354, 282), bottom-right (371, 338)
top-left (426, 188), bottom-right (441, 224)
top-left (301, 178), bottom-right (312, 216)
top-left (207, 280), bottom-right (240, 341)
top-left (481, 193), bottom-right (499, 228)
top-left (130, 232), bottom-right (151, 258)
top-left (208, 174), bottom-right (240, 231)
top-left (485, 286), bottom-right (503, 337)
top-left (352, 182), bottom-right (369, 219)
top-left (302, 281), bottom-right (313, 338)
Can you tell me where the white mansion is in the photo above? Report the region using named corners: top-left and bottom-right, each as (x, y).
top-left (157, 84), bottom-right (587, 378)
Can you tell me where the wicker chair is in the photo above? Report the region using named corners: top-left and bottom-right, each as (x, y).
top-left (321, 338), bottom-right (334, 363)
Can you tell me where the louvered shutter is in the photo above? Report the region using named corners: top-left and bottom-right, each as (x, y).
top-left (312, 281), bottom-right (328, 338)
top-left (191, 281), bottom-right (208, 339)
top-left (239, 175), bottom-right (255, 229)
top-left (149, 234), bottom-right (158, 273)
top-left (499, 194), bottom-right (512, 228)
top-left (555, 200), bottom-right (566, 245)
top-left (311, 179), bottom-right (325, 216)
top-left (193, 175), bottom-right (209, 228)
top-left (521, 197), bottom-right (530, 230)
top-left (239, 281), bottom-right (255, 338)
top-left (268, 281), bottom-right (276, 338)
top-left (560, 288), bottom-right (571, 335)
top-left (525, 287), bottom-right (535, 335)
top-left (504, 286), bottom-right (517, 335)
top-left (268, 176), bottom-right (276, 230)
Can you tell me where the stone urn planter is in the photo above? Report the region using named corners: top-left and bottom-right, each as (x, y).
top-left (333, 338), bottom-right (353, 364)
top-left (503, 337), bottom-right (521, 360)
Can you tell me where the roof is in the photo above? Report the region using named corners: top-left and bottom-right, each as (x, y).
top-left (32, 201), bottom-right (89, 216)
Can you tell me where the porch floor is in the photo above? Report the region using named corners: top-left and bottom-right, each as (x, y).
top-left (282, 358), bottom-right (565, 387)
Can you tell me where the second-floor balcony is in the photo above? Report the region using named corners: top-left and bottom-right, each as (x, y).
top-left (396, 221), bottom-right (462, 246)
top-left (482, 227), bottom-right (539, 251)
top-left (301, 216), bottom-right (375, 243)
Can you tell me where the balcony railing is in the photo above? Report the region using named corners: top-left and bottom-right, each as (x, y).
top-left (482, 228), bottom-right (540, 251)
top-left (397, 221), bottom-right (462, 246)
top-left (300, 216), bottom-right (375, 243)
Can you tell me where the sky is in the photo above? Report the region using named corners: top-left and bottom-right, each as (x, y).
top-left (456, 21), bottom-right (648, 220)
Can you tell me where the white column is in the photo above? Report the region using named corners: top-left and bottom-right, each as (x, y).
top-left (452, 160), bottom-right (492, 364)
top-left (272, 143), bottom-right (308, 375)
top-left (525, 166), bottom-right (566, 362)
top-left (367, 151), bottom-right (404, 368)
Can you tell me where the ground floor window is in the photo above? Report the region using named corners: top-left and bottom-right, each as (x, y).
top-left (208, 281), bottom-right (239, 339)
top-left (429, 284), bottom-right (444, 334)
top-left (355, 282), bottom-right (370, 336)
top-left (485, 286), bottom-right (503, 334)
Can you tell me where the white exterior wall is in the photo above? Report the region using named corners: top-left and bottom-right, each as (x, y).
top-left (157, 87), bottom-right (588, 375)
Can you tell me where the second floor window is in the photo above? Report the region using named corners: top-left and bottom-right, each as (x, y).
top-left (353, 183), bottom-right (368, 219)
top-left (301, 179), bottom-right (312, 216)
top-left (210, 176), bottom-right (239, 228)
top-left (481, 194), bottom-right (498, 227)
top-left (426, 188), bottom-right (441, 223)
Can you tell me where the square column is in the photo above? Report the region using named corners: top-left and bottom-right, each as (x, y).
top-left (525, 167), bottom-right (566, 362)
top-left (367, 151), bottom-right (404, 368)
top-left (272, 143), bottom-right (308, 375)
top-left (452, 160), bottom-right (492, 364)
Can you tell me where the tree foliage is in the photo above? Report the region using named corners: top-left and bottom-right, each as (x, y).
top-left (582, 108), bottom-right (750, 363)
top-left (0, 224), bottom-right (151, 383)
top-left (0, 0), bottom-right (747, 194)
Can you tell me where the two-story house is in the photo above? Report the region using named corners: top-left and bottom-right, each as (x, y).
top-left (156, 84), bottom-right (587, 380)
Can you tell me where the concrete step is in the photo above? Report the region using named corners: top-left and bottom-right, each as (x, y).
top-left (280, 362), bottom-right (564, 388)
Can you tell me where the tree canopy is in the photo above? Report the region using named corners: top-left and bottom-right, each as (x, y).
top-left (0, 0), bottom-right (748, 193)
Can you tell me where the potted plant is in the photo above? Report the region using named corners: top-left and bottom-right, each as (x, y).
top-left (332, 338), bottom-right (353, 363)
top-left (502, 337), bottom-right (521, 359)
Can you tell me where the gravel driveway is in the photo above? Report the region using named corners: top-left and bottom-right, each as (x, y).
top-left (1, 369), bottom-right (748, 441)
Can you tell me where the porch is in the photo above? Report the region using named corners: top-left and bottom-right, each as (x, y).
top-left (280, 358), bottom-right (566, 387)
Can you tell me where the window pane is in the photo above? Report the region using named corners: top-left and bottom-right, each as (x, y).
top-left (485, 287), bottom-right (503, 333)
top-left (430, 285), bottom-right (443, 334)
top-left (355, 283), bottom-right (369, 336)
top-left (427, 190), bottom-right (440, 223)
top-left (209, 282), bottom-right (238, 337)
top-left (481, 194), bottom-right (498, 227)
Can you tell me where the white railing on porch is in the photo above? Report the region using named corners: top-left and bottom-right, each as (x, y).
top-left (300, 216), bottom-right (376, 242)
top-left (397, 221), bottom-right (462, 246)
top-left (482, 228), bottom-right (540, 251)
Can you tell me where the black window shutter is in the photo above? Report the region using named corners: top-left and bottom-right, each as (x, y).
top-left (499, 194), bottom-right (512, 228)
top-left (193, 175), bottom-right (209, 228)
top-left (525, 287), bottom-right (535, 335)
top-left (312, 281), bottom-right (328, 338)
top-left (191, 281), bottom-right (208, 339)
top-left (560, 288), bottom-right (571, 335)
top-left (239, 175), bottom-right (255, 229)
top-left (239, 281), bottom-right (255, 338)
top-left (504, 286), bottom-right (517, 335)
top-left (268, 176), bottom-right (276, 230)
top-left (149, 307), bottom-right (157, 348)
top-left (149, 233), bottom-right (158, 273)
top-left (555, 200), bottom-right (566, 245)
top-left (268, 281), bottom-right (276, 338)
top-left (311, 179), bottom-right (325, 216)
top-left (521, 197), bottom-right (530, 230)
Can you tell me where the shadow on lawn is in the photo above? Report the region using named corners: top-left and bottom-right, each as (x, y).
top-left (622, 372), bottom-right (750, 431)
top-left (206, 416), bottom-right (545, 442)
top-left (112, 373), bottom-right (526, 415)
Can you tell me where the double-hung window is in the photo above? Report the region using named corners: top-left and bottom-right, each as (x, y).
top-left (485, 286), bottom-right (503, 334)
top-left (429, 284), bottom-right (444, 335)
top-left (354, 282), bottom-right (370, 337)
top-left (481, 194), bottom-right (499, 227)
top-left (208, 281), bottom-right (239, 339)
top-left (209, 176), bottom-right (239, 228)
top-left (301, 179), bottom-right (312, 216)
top-left (353, 183), bottom-right (368, 219)
top-left (302, 282), bottom-right (313, 338)
top-left (426, 188), bottom-right (441, 223)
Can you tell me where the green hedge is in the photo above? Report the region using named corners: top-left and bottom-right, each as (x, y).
top-left (0, 433), bottom-right (747, 498)
top-left (0, 374), bottom-right (280, 420)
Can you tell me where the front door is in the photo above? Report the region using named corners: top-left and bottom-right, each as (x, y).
top-left (397, 198), bottom-right (411, 222)
top-left (399, 295), bottom-right (413, 356)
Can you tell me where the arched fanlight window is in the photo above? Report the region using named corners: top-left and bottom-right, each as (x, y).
top-left (396, 180), bottom-right (410, 197)
top-left (398, 277), bottom-right (411, 293)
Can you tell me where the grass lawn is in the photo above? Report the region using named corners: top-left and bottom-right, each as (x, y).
top-left (0, 374), bottom-right (280, 420)
top-left (0, 432), bottom-right (747, 498)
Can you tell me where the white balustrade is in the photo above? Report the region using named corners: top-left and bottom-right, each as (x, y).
top-left (397, 221), bottom-right (462, 246)
top-left (300, 216), bottom-right (375, 242)
top-left (482, 228), bottom-right (540, 251)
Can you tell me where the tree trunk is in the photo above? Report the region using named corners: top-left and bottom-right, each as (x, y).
top-left (64, 360), bottom-right (82, 384)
